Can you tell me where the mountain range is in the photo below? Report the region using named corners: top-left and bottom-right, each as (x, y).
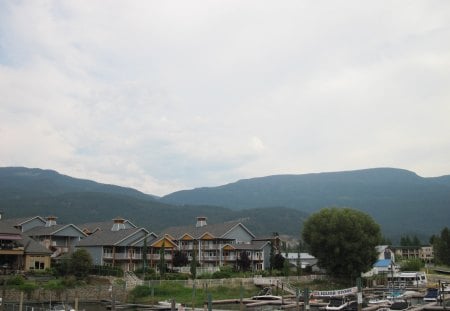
top-left (1, 166), bottom-right (449, 242)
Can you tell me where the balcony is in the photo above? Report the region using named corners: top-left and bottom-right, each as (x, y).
top-left (148, 254), bottom-right (173, 260)
top-left (201, 245), bottom-right (219, 250)
top-left (0, 247), bottom-right (24, 255)
top-left (103, 252), bottom-right (143, 260)
top-left (201, 256), bottom-right (220, 261)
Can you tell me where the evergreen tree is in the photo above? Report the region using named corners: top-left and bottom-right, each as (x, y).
top-left (272, 253), bottom-right (285, 270)
top-left (433, 227), bottom-right (450, 265)
top-left (159, 241), bottom-right (166, 278)
top-left (190, 248), bottom-right (197, 279)
top-left (237, 251), bottom-right (251, 271)
top-left (69, 249), bottom-right (92, 279)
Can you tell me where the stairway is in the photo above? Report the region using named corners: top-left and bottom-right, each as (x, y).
top-left (124, 271), bottom-right (143, 289)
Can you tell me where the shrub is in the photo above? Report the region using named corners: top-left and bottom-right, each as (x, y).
top-left (400, 259), bottom-right (424, 271)
top-left (6, 275), bottom-right (25, 286)
top-left (212, 266), bottom-right (233, 279)
top-left (90, 265), bottom-right (124, 277)
top-left (164, 273), bottom-right (189, 280)
top-left (130, 285), bottom-right (152, 298)
top-left (19, 282), bottom-right (38, 298)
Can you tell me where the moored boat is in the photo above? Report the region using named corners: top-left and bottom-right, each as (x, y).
top-left (423, 288), bottom-right (439, 302)
top-left (326, 297), bottom-right (351, 311)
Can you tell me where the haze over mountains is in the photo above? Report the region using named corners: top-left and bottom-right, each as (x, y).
top-left (1, 166), bottom-right (449, 242)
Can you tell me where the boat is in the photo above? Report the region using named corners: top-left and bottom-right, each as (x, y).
top-left (368, 297), bottom-right (392, 306)
top-left (388, 301), bottom-right (409, 311)
top-left (344, 301), bottom-right (359, 311)
top-left (158, 300), bottom-right (182, 308)
top-left (423, 288), bottom-right (439, 302)
top-left (442, 283), bottom-right (450, 293)
top-left (326, 297), bottom-right (351, 311)
top-left (251, 295), bottom-right (283, 300)
top-left (50, 304), bottom-right (75, 311)
top-left (251, 287), bottom-right (282, 300)
top-left (368, 292), bottom-right (392, 306)
top-left (386, 290), bottom-right (405, 300)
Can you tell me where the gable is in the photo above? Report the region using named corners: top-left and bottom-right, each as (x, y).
top-left (222, 224), bottom-right (254, 243)
top-left (223, 244), bottom-right (236, 251)
top-left (53, 225), bottom-right (86, 238)
top-left (151, 236), bottom-right (177, 248)
top-left (200, 232), bottom-right (215, 240)
top-left (21, 217), bottom-right (46, 232)
top-left (116, 229), bottom-right (148, 246)
top-left (181, 234), bottom-right (194, 240)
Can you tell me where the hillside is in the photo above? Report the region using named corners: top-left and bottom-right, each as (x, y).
top-left (161, 168), bottom-right (450, 240)
top-left (0, 167), bottom-right (157, 201)
top-left (0, 167), bottom-right (307, 236)
top-left (2, 166), bottom-right (450, 241)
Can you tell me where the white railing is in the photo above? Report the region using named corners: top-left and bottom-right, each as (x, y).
top-left (103, 253), bottom-right (142, 260)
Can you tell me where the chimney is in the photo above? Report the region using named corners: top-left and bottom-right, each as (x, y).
top-left (196, 216), bottom-right (207, 228)
top-left (45, 216), bottom-right (57, 227)
top-left (111, 217), bottom-right (126, 231)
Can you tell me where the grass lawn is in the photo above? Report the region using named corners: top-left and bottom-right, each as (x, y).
top-left (129, 282), bottom-right (281, 307)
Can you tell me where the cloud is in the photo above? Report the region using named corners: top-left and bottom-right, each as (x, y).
top-left (1, 1), bottom-right (450, 195)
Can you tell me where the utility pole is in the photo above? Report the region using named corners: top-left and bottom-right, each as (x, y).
top-left (357, 277), bottom-right (362, 311)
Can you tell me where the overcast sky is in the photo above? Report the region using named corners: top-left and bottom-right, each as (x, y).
top-left (1, 1), bottom-right (450, 196)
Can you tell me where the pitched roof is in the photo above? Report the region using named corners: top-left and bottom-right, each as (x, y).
top-left (77, 219), bottom-right (137, 233)
top-left (228, 241), bottom-right (269, 250)
top-left (1, 216), bottom-right (46, 228)
top-left (76, 227), bottom-right (148, 246)
top-left (21, 235), bottom-right (52, 254)
top-left (161, 221), bottom-right (255, 239)
top-left (25, 224), bottom-right (86, 237)
top-left (0, 221), bottom-right (23, 235)
top-left (0, 221), bottom-right (51, 254)
top-left (3, 216), bottom-right (45, 224)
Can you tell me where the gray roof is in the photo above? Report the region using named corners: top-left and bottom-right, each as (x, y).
top-left (76, 227), bottom-right (148, 247)
top-left (0, 221), bottom-right (23, 235)
top-left (25, 224), bottom-right (86, 237)
top-left (77, 219), bottom-right (137, 233)
top-left (2, 216), bottom-right (45, 226)
top-left (1, 216), bottom-right (46, 227)
top-left (0, 221), bottom-right (51, 255)
top-left (231, 240), bottom-right (269, 250)
top-left (161, 221), bottom-right (255, 240)
top-left (21, 235), bottom-right (52, 254)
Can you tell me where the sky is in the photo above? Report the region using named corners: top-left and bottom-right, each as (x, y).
top-left (1, 1), bottom-right (450, 196)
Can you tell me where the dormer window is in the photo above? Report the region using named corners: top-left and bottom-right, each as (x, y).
top-left (45, 216), bottom-right (57, 227)
top-left (111, 217), bottom-right (126, 231)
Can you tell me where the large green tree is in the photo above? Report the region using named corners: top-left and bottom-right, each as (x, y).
top-left (237, 251), bottom-right (251, 271)
top-left (302, 207), bottom-right (381, 279)
top-left (433, 227), bottom-right (450, 265)
top-left (69, 248), bottom-right (93, 279)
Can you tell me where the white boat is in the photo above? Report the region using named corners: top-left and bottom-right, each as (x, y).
top-left (251, 287), bottom-right (282, 300)
top-left (50, 304), bottom-right (75, 311)
top-left (325, 297), bottom-right (351, 311)
top-left (368, 298), bottom-right (392, 306)
top-left (386, 290), bottom-right (405, 300)
top-left (158, 300), bottom-right (182, 308)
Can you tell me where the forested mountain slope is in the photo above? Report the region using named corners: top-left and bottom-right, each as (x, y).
top-left (161, 168), bottom-right (450, 239)
top-left (0, 167), bottom-right (307, 236)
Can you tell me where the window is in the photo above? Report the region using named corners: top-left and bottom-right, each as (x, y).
top-left (32, 256), bottom-right (46, 270)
